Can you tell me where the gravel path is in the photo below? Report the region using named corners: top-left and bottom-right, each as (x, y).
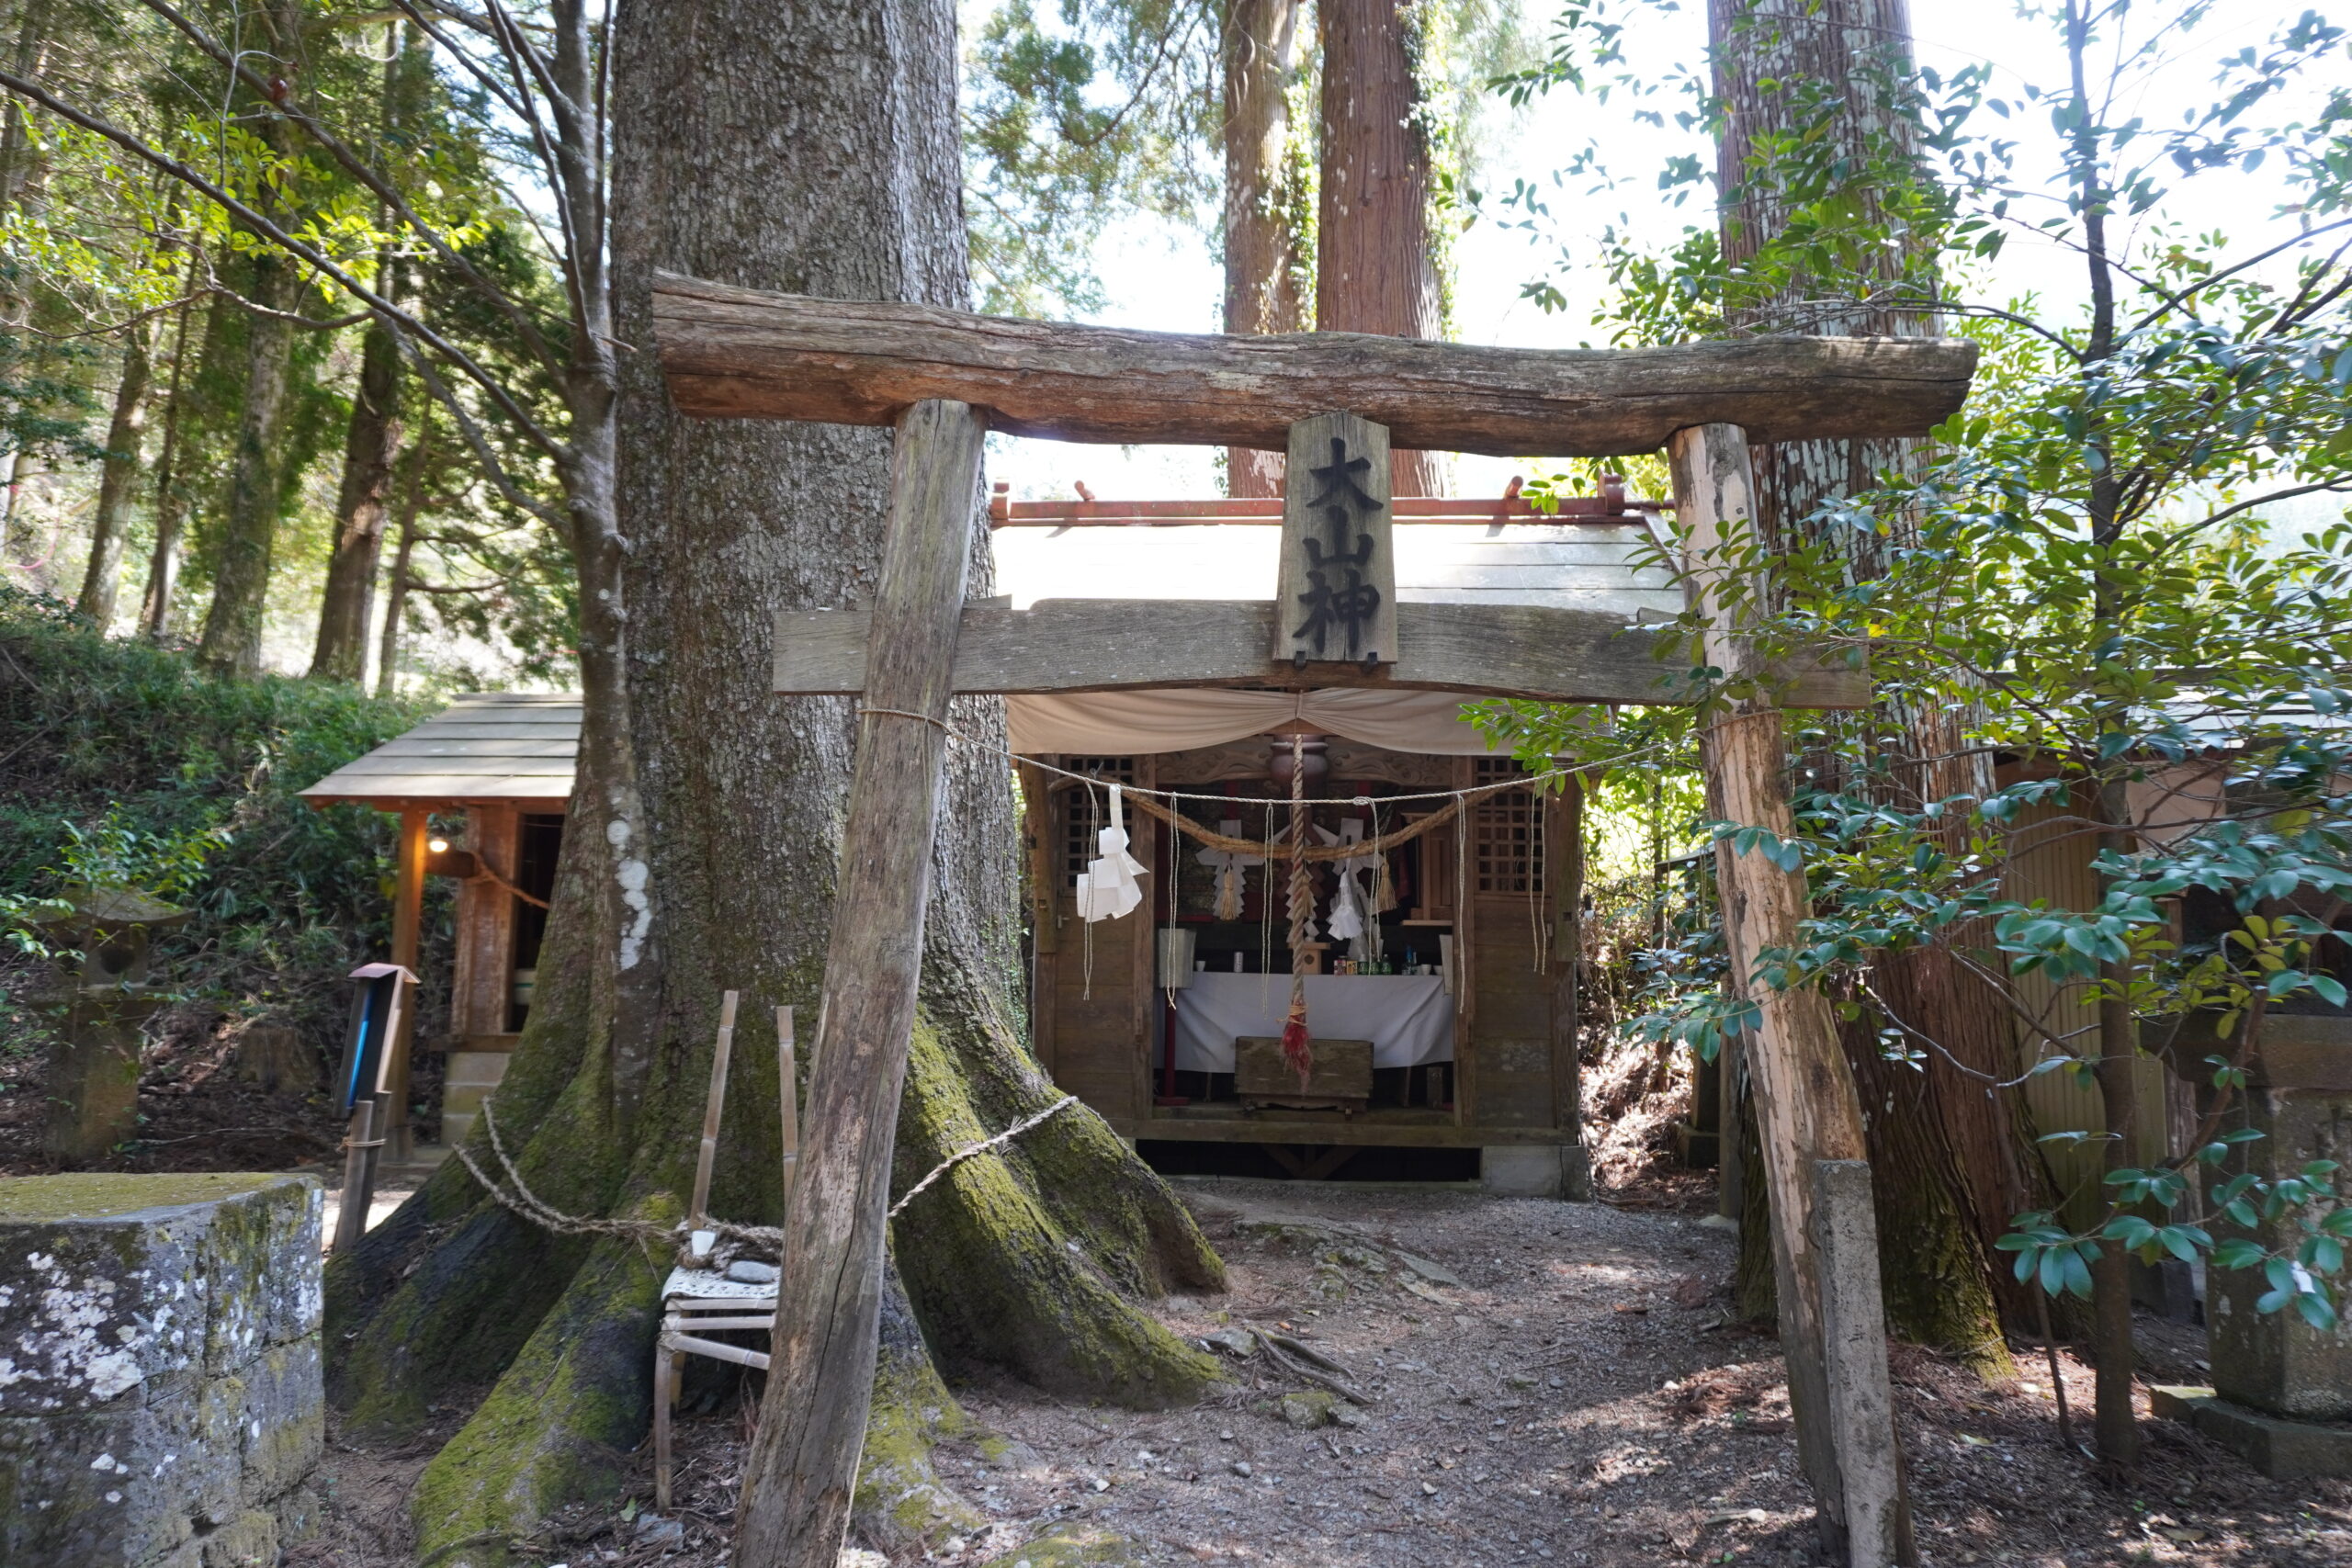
top-left (317, 1177), bottom-right (2352, 1567)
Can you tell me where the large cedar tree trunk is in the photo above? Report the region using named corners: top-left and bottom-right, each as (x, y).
top-left (1222, 0), bottom-right (1307, 498)
top-left (323, 6), bottom-right (1222, 1563)
top-left (1709, 0), bottom-right (2027, 1369)
top-left (1317, 0), bottom-right (1447, 497)
top-left (195, 0), bottom-right (305, 677)
top-left (137, 279), bottom-right (205, 641)
top-left (74, 317), bottom-right (151, 628)
top-left (191, 245), bottom-right (296, 677)
top-left (308, 305), bottom-right (401, 681)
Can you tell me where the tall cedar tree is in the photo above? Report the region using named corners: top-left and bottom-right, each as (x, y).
top-left (1707, 0), bottom-right (2023, 1370)
top-left (1222, 0), bottom-right (1307, 496)
top-left (322, 5), bottom-right (1223, 1562)
top-left (1317, 0), bottom-right (1448, 497)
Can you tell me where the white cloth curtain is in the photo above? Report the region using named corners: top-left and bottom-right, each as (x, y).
top-left (1007, 688), bottom-right (1512, 757)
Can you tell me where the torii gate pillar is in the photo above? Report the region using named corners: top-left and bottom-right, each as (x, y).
top-left (1673, 423), bottom-right (1903, 1568)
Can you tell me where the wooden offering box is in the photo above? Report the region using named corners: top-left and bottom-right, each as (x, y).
top-left (1236, 1036), bottom-right (1373, 1115)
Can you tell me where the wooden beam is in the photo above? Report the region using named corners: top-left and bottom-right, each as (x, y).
top-left (652, 273), bottom-right (1977, 456)
top-left (385, 806), bottom-right (428, 1161)
top-left (774, 598), bottom-right (1869, 708)
top-left (1669, 423), bottom-right (1894, 1559)
top-left (737, 399), bottom-right (986, 1562)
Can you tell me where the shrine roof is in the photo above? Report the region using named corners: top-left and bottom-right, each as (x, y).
top-left (990, 517), bottom-right (1684, 623)
top-left (299, 692), bottom-right (580, 811)
top-left (300, 506), bottom-right (1685, 811)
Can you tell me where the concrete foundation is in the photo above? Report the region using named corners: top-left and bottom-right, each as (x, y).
top-left (1481, 1144), bottom-right (1589, 1200)
top-left (2152, 1385), bottom-right (2352, 1479)
top-left (0, 1172), bottom-right (324, 1567)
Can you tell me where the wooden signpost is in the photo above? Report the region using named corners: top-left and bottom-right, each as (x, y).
top-left (655, 278), bottom-right (1972, 1568)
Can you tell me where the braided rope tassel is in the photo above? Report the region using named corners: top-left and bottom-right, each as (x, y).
top-left (1281, 734), bottom-right (1314, 1090)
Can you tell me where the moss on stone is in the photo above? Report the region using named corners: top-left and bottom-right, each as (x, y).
top-left (974, 1524), bottom-right (1138, 1566)
top-left (0, 1170), bottom-right (288, 1222)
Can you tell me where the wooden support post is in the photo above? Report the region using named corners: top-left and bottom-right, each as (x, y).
top-left (776, 1005), bottom-right (798, 1220)
top-left (385, 805), bottom-right (428, 1161)
top-left (652, 1331), bottom-right (677, 1511)
top-left (1815, 1158), bottom-right (1905, 1568)
top-left (330, 1100), bottom-right (376, 1254)
top-left (1668, 423), bottom-right (1898, 1565)
top-left (689, 990), bottom-right (740, 1234)
top-left (736, 399), bottom-right (985, 1568)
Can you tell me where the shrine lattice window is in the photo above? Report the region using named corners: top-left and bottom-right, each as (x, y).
top-left (1059, 757), bottom-right (1138, 885)
top-left (1472, 758), bottom-right (1544, 895)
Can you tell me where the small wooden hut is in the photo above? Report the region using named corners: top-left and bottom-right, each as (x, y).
top-left (300, 692), bottom-right (577, 1151)
top-left (990, 485), bottom-right (1679, 1193)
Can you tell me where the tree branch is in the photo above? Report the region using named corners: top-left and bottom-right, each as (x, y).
top-left (137, 0), bottom-right (571, 385)
top-left (0, 65), bottom-right (566, 463)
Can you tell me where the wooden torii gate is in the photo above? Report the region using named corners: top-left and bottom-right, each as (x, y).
top-left (651, 274), bottom-right (1975, 1568)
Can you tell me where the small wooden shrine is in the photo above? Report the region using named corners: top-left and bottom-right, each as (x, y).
top-left (300, 692), bottom-right (575, 1152)
top-left (991, 483), bottom-right (1687, 1192)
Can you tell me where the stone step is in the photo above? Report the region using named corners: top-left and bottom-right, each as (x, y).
top-left (442, 1111), bottom-right (478, 1146)
top-left (446, 1050), bottom-right (514, 1089)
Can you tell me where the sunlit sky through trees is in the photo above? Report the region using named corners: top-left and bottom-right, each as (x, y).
top-left (980, 1), bottom-right (2344, 516)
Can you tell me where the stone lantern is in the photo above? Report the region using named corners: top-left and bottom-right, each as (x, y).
top-left (31, 886), bottom-right (192, 1164)
top-left (2153, 1011), bottom-right (2352, 1477)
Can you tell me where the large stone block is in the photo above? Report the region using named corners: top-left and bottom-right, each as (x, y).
top-left (1481, 1145), bottom-right (1577, 1199)
top-left (0, 1173), bottom-right (322, 1567)
top-left (2208, 1077), bottom-right (2352, 1421)
top-left (0, 1174), bottom-right (320, 1414)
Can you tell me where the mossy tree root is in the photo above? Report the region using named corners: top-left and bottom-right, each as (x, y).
top-left (328, 1022), bottom-right (628, 1435)
top-left (411, 1195), bottom-right (678, 1568)
top-left (893, 1011), bottom-right (1224, 1407)
top-left (854, 1267), bottom-right (989, 1556)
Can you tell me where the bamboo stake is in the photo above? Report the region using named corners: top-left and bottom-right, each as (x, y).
top-left (777, 1005), bottom-right (799, 1221)
top-left (689, 990), bottom-right (740, 1234)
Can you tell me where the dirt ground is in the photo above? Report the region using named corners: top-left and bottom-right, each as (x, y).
top-left (0, 970), bottom-right (356, 1177)
top-left (302, 1176), bottom-right (2352, 1568)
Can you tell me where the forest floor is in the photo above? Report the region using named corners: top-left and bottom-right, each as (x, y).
top-left (298, 1172), bottom-right (2352, 1568)
top-left (0, 951), bottom-right (359, 1176)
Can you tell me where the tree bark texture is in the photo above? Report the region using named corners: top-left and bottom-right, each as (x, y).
top-left (1710, 0), bottom-right (2027, 1369)
top-left (193, 243), bottom-right (296, 677)
top-left (653, 276), bottom-right (1979, 456)
top-left (1317, 0), bottom-right (1446, 495)
top-left (309, 307), bottom-right (401, 681)
top-left (194, 0), bottom-right (308, 676)
top-left (1222, 0), bottom-right (1307, 498)
top-left (325, 7), bottom-right (1220, 1564)
top-left (74, 316), bottom-right (151, 628)
top-left (138, 278), bottom-right (209, 641)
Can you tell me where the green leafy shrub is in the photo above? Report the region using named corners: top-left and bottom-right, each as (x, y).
top-left (0, 584), bottom-right (441, 1068)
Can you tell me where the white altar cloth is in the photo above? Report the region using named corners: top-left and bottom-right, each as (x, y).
top-left (1169, 973), bottom-right (1455, 1072)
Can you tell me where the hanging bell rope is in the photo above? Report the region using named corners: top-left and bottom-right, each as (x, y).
top-left (1281, 734), bottom-right (1315, 1090)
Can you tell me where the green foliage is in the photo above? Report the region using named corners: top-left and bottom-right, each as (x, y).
top-left (0, 583), bottom-right (432, 1031)
top-left (1488, 0), bottom-right (2352, 1325)
top-left (965, 0), bottom-right (1220, 316)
